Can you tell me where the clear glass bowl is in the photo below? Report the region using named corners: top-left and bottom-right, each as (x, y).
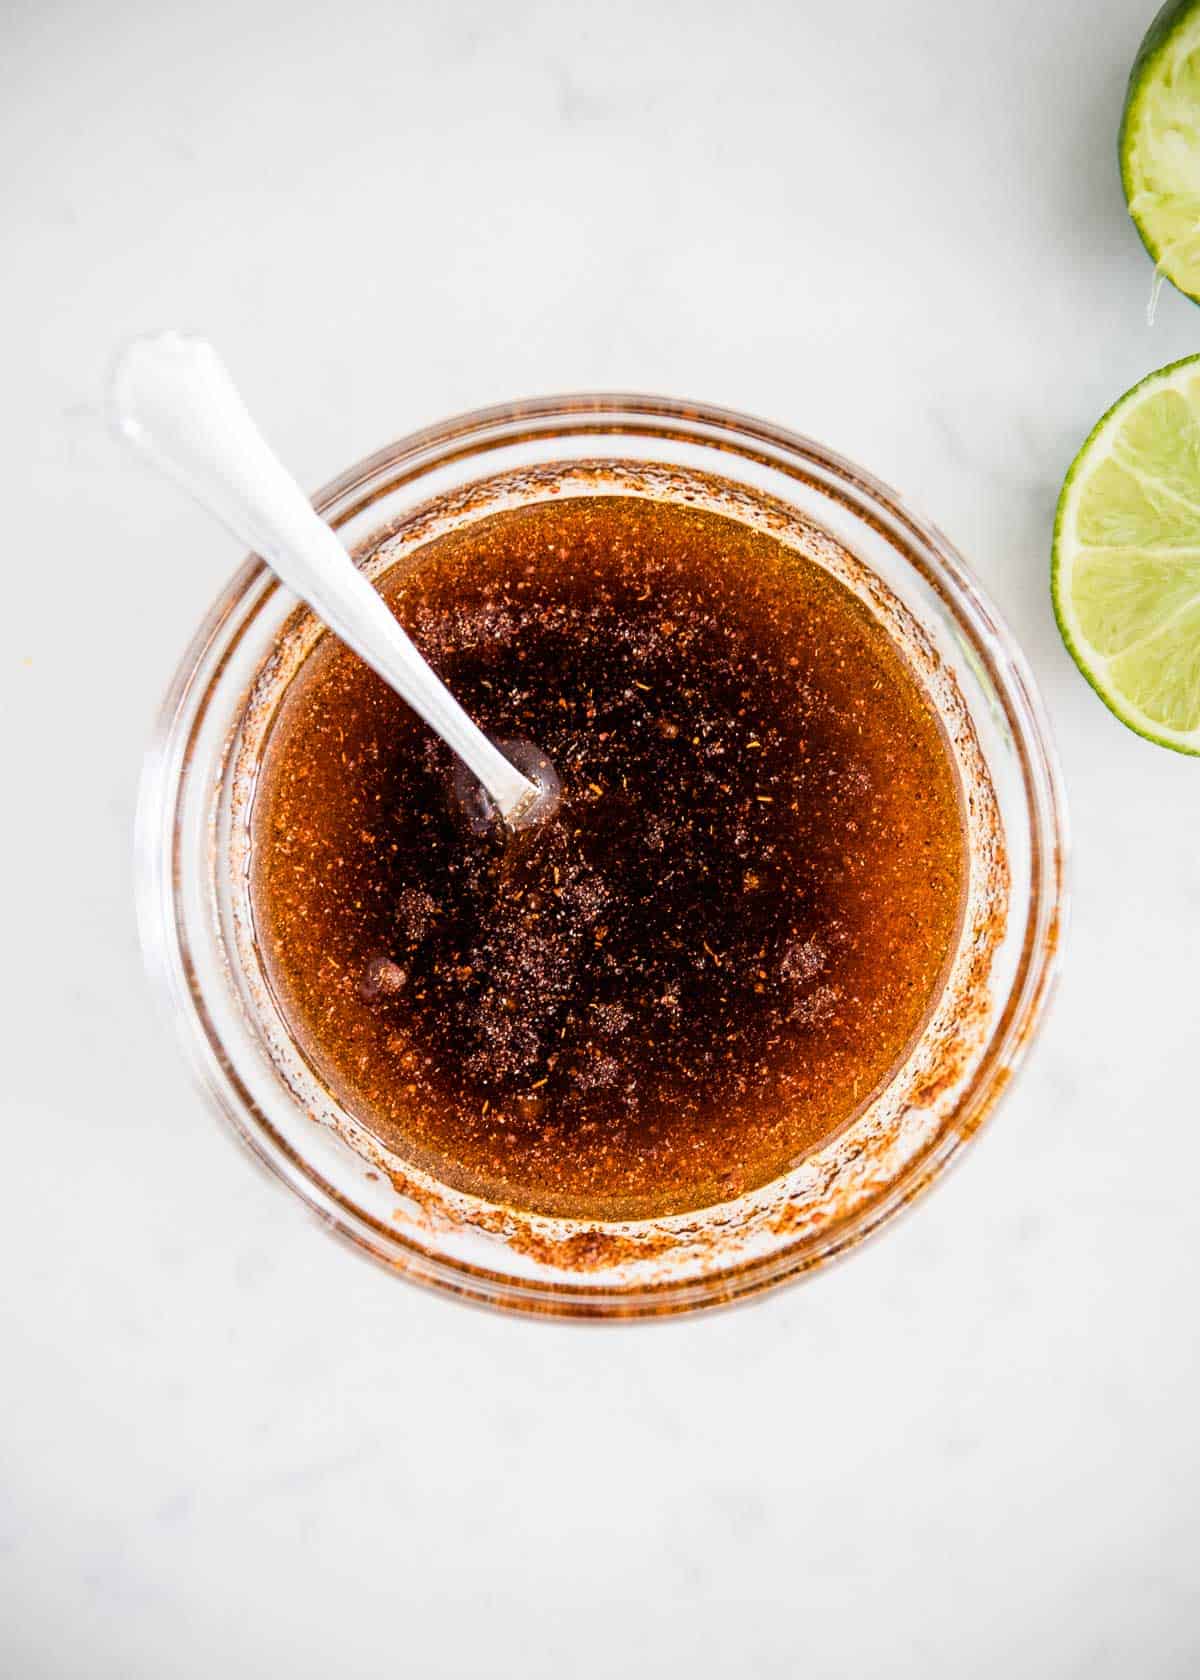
top-left (137, 395), bottom-right (1067, 1319)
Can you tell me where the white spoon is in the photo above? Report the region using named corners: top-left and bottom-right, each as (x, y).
top-left (110, 332), bottom-right (545, 827)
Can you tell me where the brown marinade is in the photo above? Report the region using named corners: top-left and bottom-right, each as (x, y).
top-left (251, 495), bottom-right (967, 1219)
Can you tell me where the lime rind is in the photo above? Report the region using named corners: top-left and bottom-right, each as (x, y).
top-left (1053, 355), bottom-right (1200, 756)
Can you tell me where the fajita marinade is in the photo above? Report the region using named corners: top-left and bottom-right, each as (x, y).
top-left (251, 495), bottom-right (967, 1219)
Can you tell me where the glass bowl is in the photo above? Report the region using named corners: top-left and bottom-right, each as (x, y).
top-left (137, 395), bottom-right (1067, 1319)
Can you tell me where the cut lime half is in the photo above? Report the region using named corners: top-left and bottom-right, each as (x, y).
top-left (1121, 0), bottom-right (1200, 303)
top-left (1053, 356), bottom-right (1200, 755)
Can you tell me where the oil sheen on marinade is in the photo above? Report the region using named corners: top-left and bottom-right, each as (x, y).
top-left (252, 496), bottom-right (967, 1220)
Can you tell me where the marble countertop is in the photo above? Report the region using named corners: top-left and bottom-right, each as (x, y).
top-left (4, 0), bottom-right (1198, 1674)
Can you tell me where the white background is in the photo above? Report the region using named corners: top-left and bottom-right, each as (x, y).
top-left (4, 0), bottom-right (1199, 1674)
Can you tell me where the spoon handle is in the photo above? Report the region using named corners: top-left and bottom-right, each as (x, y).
top-left (110, 333), bottom-right (537, 822)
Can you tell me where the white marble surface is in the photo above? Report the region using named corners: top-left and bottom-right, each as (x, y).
top-left (5, 0), bottom-right (1200, 1673)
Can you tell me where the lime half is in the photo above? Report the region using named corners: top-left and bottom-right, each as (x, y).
top-left (1053, 356), bottom-right (1200, 755)
top-left (1121, 0), bottom-right (1200, 302)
